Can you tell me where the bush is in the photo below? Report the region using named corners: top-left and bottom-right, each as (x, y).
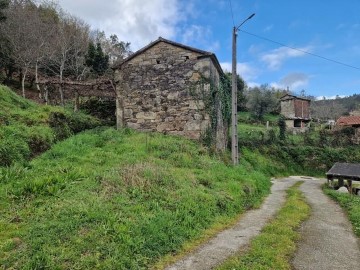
top-left (0, 84), bottom-right (101, 167)
top-left (0, 137), bottom-right (30, 166)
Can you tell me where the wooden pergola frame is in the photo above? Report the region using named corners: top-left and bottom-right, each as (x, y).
top-left (36, 78), bottom-right (122, 129)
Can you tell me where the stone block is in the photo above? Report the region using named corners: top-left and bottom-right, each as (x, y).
top-left (184, 131), bottom-right (200, 140)
top-left (167, 92), bottom-right (179, 100)
top-left (165, 117), bottom-right (175, 122)
top-left (337, 187), bottom-right (349, 193)
top-left (156, 122), bottom-right (174, 132)
top-left (194, 113), bottom-right (203, 120)
top-left (124, 109), bottom-right (133, 118)
top-left (184, 119), bottom-right (202, 131)
top-left (190, 72), bottom-right (201, 82)
top-left (127, 122), bottom-right (140, 129)
top-left (136, 111), bottom-right (156, 120)
top-left (189, 100), bottom-right (205, 110)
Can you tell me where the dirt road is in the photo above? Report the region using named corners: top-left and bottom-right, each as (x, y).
top-left (165, 178), bottom-right (296, 270)
top-left (292, 178), bottom-right (360, 270)
top-left (165, 177), bottom-right (360, 270)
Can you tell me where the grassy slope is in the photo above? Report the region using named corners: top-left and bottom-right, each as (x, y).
top-left (217, 181), bottom-right (310, 270)
top-left (0, 127), bottom-right (291, 269)
top-left (0, 85), bottom-right (99, 166)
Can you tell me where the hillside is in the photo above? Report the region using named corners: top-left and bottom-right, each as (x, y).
top-left (1, 87), bottom-right (359, 269)
top-left (0, 84), bottom-right (100, 166)
top-left (311, 94), bottom-right (360, 120)
top-left (0, 125), bottom-right (296, 269)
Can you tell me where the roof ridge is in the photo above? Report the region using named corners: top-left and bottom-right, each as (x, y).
top-left (113, 37), bottom-right (223, 75)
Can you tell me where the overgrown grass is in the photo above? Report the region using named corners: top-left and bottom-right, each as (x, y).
top-left (324, 187), bottom-right (360, 237)
top-left (0, 85), bottom-right (100, 166)
top-left (0, 127), bottom-right (288, 269)
top-left (217, 181), bottom-right (310, 270)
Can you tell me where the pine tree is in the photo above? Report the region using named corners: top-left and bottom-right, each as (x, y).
top-left (85, 42), bottom-right (109, 75)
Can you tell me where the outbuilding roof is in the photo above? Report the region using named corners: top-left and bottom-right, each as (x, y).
top-left (336, 116), bottom-right (360, 126)
top-left (326, 162), bottom-right (360, 181)
top-left (112, 37), bottom-right (224, 75)
top-left (280, 94), bottom-right (311, 102)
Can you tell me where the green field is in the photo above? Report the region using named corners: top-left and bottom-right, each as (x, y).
top-left (0, 125), bottom-right (295, 269)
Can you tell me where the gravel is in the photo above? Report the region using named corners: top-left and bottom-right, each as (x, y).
top-left (292, 178), bottom-right (360, 270)
top-left (165, 178), bottom-right (296, 270)
top-left (165, 177), bottom-right (360, 270)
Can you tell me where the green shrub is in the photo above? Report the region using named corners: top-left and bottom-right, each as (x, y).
top-left (0, 84), bottom-right (101, 166)
top-left (0, 137), bottom-right (30, 166)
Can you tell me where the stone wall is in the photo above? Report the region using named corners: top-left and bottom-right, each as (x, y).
top-left (114, 41), bottom-right (224, 145)
top-left (281, 99), bottom-right (295, 118)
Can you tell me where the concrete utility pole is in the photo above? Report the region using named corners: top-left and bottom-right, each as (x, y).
top-left (232, 13), bottom-right (255, 165)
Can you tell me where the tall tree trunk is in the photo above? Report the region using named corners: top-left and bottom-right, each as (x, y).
top-left (74, 91), bottom-right (79, 112)
top-left (35, 61), bottom-right (42, 99)
top-left (59, 63), bottom-right (64, 106)
top-left (21, 66), bottom-right (28, 98)
top-left (44, 85), bottom-right (49, 105)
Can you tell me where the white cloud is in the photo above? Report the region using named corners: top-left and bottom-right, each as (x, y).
top-left (316, 95), bottom-right (346, 101)
top-left (279, 73), bottom-right (309, 90)
top-left (57, 0), bottom-right (183, 50)
top-left (220, 62), bottom-right (259, 81)
top-left (261, 46), bottom-right (311, 70)
top-left (181, 25), bottom-right (220, 52)
top-left (247, 81), bottom-right (260, 88)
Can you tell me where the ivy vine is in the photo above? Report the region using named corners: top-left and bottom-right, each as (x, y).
top-left (189, 74), bottom-right (231, 148)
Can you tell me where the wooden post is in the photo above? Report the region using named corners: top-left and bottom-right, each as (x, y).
top-left (231, 26), bottom-right (239, 165)
top-left (115, 96), bottom-right (123, 130)
top-left (347, 180), bottom-right (353, 194)
top-left (338, 178), bottom-right (344, 188)
top-left (74, 91), bottom-right (79, 112)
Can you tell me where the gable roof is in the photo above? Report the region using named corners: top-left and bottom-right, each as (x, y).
top-left (280, 94), bottom-right (311, 102)
top-left (336, 116), bottom-right (360, 126)
top-left (113, 37), bottom-right (223, 75)
top-left (326, 162), bottom-right (360, 181)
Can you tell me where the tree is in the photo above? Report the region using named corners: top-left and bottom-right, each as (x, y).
top-left (278, 115), bottom-right (286, 141)
top-left (92, 30), bottom-right (132, 66)
top-left (0, 0), bottom-right (46, 97)
top-left (44, 12), bottom-right (90, 105)
top-left (85, 42), bottom-right (109, 75)
top-left (224, 72), bottom-right (247, 111)
top-left (246, 84), bottom-right (278, 119)
top-left (0, 0), bottom-right (9, 21)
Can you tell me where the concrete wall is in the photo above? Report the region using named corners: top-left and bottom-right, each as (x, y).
top-left (114, 41), bottom-right (226, 149)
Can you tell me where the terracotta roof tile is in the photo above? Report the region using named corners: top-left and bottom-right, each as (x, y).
top-left (336, 116), bottom-right (360, 126)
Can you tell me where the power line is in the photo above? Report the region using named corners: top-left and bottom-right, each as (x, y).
top-left (228, 0), bottom-right (235, 27)
top-left (239, 29), bottom-right (360, 71)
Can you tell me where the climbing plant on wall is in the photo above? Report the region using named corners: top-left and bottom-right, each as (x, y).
top-left (189, 74), bottom-right (231, 149)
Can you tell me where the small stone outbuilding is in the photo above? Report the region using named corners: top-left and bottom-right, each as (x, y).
top-left (113, 37), bottom-right (228, 150)
top-left (336, 115), bottom-right (360, 144)
top-left (280, 94), bottom-right (311, 132)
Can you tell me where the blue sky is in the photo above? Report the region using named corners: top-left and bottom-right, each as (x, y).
top-left (57, 0), bottom-right (360, 99)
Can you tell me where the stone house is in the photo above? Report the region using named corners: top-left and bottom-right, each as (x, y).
top-left (280, 94), bottom-right (311, 131)
top-left (113, 37), bottom-right (228, 150)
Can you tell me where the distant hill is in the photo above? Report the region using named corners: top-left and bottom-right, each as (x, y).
top-left (311, 94), bottom-right (360, 120)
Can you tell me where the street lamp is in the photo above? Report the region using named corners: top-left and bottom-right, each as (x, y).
top-left (231, 13), bottom-right (255, 165)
